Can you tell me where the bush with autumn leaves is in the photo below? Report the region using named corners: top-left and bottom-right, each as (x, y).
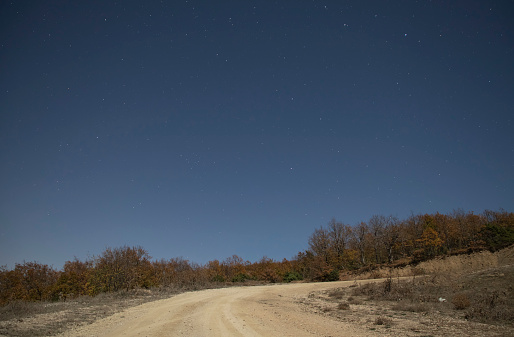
top-left (0, 248), bottom-right (302, 305)
top-left (1, 209), bottom-right (513, 305)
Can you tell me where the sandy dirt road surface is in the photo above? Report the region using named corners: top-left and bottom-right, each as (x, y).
top-left (58, 280), bottom-right (375, 337)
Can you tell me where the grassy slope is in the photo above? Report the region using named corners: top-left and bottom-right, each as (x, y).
top-left (337, 244), bottom-right (514, 326)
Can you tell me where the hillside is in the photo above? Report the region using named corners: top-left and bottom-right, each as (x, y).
top-left (1, 245), bottom-right (513, 336)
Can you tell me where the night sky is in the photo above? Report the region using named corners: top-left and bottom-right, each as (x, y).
top-left (1, 1), bottom-right (513, 269)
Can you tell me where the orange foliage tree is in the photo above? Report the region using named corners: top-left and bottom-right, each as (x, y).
top-left (54, 258), bottom-right (93, 300)
top-left (416, 227), bottom-right (443, 260)
top-left (88, 246), bottom-right (154, 294)
top-left (0, 262), bottom-right (58, 304)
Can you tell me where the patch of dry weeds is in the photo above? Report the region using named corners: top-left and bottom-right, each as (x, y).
top-left (301, 246), bottom-right (514, 336)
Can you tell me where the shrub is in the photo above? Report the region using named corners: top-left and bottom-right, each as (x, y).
top-left (480, 223), bottom-right (514, 252)
top-left (211, 275), bottom-right (225, 283)
top-left (88, 246), bottom-right (153, 294)
top-left (283, 271), bottom-right (303, 283)
top-left (337, 302), bottom-right (350, 310)
top-left (374, 316), bottom-right (393, 326)
top-left (326, 269), bottom-right (340, 282)
top-left (392, 301), bottom-right (429, 313)
top-left (452, 293), bottom-right (471, 310)
top-left (328, 288), bottom-right (346, 300)
top-left (231, 273), bottom-right (249, 283)
top-left (347, 296), bottom-right (362, 305)
top-left (0, 262), bottom-right (58, 304)
top-left (321, 306), bottom-right (334, 312)
top-left (383, 277), bottom-right (392, 294)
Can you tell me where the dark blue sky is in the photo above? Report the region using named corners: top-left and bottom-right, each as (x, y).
top-left (1, 1), bottom-right (513, 269)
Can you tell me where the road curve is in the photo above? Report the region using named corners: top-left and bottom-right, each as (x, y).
top-left (59, 281), bottom-right (373, 337)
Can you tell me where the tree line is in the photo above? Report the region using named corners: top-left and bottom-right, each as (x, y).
top-left (299, 209), bottom-right (514, 281)
top-left (1, 209), bottom-right (513, 305)
top-left (0, 247), bottom-right (302, 305)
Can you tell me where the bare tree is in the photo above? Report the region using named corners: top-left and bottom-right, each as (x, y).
top-left (369, 215), bottom-right (387, 264)
top-left (308, 226), bottom-right (331, 261)
top-left (382, 216), bottom-right (401, 263)
top-left (352, 221), bottom-right (370, 266)
top-left (328, 219), bottom-right (352, 269)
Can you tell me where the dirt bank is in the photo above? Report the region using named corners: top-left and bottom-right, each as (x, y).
top-left (349, 245), bottom-right (514, 280)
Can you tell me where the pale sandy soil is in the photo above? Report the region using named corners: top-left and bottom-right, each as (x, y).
top-left (57, 281), bottom-right (372, 337)
top-left (54, 279), bottom-right (512, 337)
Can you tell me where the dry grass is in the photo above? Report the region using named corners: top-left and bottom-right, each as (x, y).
top-left (346, 296), bottom-right (362, 305)
top-left (463, 289), bottom-right (513, 323)
top-left (321, 306), bottom-right (334, 313)
top-left (303, 246), bottom-right (514, 336)
top-left (327, 288), bottom-right (346, 300)
top-left (347, 264), bottom-right (514, 326)
top-left (344, 245), bottom-right (511, 282)
top-left (374, 315), bottom-right (393, 326)
top-left (0, 286), bottom-right (181, 322)
top-left (350, 275), bottom-right (451, 304)
top-left (391, 301), bottom-right (430, 313)
top-left (337, 302), bottom-right (350, 310)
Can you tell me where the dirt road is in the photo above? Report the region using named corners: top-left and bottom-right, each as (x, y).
top-left (59, 281), bottom-right (372, 337)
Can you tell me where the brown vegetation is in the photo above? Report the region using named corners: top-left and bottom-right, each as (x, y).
top-left (301, 209), bottom-right (514, 280)
top-left (0, 247), bottom-right (302, 307)
top-left (320, 245), bottom-right (514, 327)
top-left (295, 245), bottom-right (514, 336)
top-left (0, 208), bottom-right (512, 310)
top-left (1, 245), bottom-right (513, 336)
